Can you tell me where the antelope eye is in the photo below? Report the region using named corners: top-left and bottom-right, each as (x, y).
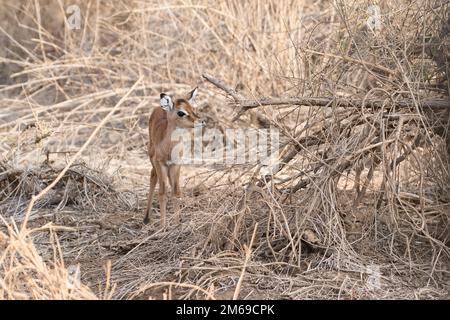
top-left (177, 111), bottom-right (187, 118)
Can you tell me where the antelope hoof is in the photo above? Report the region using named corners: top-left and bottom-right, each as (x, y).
top-left (143, 215), bottom-right (150, 225)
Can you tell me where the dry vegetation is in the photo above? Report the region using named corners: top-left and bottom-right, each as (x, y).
top-left (0, 0), bottom-right (449, 300)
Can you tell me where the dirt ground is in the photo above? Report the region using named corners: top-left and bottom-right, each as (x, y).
top-left (2, 163), bottom-right (447, 300)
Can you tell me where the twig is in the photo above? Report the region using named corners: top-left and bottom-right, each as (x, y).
top-left (202, 73), bottom-right (244, 102)
top-left (304, 49), bottom-right (396, 76)
top-left (203, 74), bottom-right (450, 111)
top-left (233, 222), bottom-right (258, 300)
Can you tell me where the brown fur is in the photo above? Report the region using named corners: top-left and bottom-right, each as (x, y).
top-left (143, 92), bottom-right (204, 227)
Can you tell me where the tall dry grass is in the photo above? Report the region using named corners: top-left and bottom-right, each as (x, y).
top-left (0, 0), bottom-right (449, 299)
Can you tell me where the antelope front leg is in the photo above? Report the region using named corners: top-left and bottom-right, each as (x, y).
top-left (157, 164), bottom-right (169, 229)
top-left (168, 165), bottom-right (182, 223)
top-left (143, 168), bottom-right (157, 224)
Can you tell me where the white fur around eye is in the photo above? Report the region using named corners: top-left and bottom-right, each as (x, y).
top-left (177, 109), bottom-right (189, 118)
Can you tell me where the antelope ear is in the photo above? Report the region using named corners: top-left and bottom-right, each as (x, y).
top-left (160, 93), bottom-right (173, 111)
top-left (187, 87), bottom-right (198, 105)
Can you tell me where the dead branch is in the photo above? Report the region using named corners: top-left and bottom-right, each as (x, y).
top-left (203, 74), bottom-right (450, 112)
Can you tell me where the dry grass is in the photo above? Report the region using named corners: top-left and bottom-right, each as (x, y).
top-left (0, 0), bottom-right (449, 299)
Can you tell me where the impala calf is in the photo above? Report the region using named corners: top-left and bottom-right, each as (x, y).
top-left (143, 88), bottom-right (205, 227)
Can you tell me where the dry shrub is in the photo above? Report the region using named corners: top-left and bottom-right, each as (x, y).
top-left (0, 221), bottom-right (100, 299)
top-left (0, 161), bottom-right (135, 218)
top-left (0, 0), bottom-right (449, 299)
